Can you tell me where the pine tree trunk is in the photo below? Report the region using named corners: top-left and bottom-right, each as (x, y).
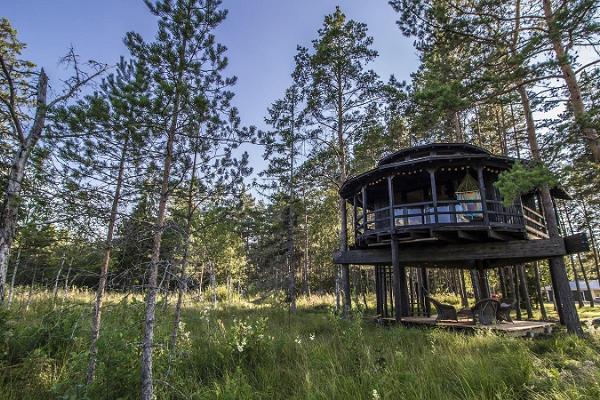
top-left (563, 206), bottom-right (595, 307)
top-left (210, 262), bottom-right (217, 307)
top-left (459, 270), bottom-right (468, 307)
top-left (336, 74), bottom-right (351, 317)
top-left (0, 71), bottom-right (48, 303)
top-left (517, 265), bottom-right (533, 319)
top-left (302, 186), bottom-right (310, 297)
top-left (512, 266), bottom-right (522, 320)
top-left (542, 0), bottom-right (600, 162)
top-left (141, 98), bottom-right (179, 400)
top-left (169, 143), bottom-right (199, 372)
top-left (581, 199), bottom-right (600, 284)
top-left (568, 254), bottom-right (585, 307)
top-left (533, 262), bottom-right (548, 320)
top-left (516, 83), bottom-right (582, 334)
top-left (87, 139), bottom-right (128, 384)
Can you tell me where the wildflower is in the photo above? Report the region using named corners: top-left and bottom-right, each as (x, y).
top-left (309, 333), bottom-right (315, 341)
top-left (294, 336), bottom-right (302, 344)
top-left (372, 389), bottom-right (380, 399)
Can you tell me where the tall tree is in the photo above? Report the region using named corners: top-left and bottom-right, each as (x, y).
top-left (542, 0), bottom-right (600, 162)
top-left (300, 7), bottom-right (383, 315)
top-left (55, 58), bottom-right (151, 383)
top-left (125, 1), bottom-right (244, 397)
top-left (260, 80), bottom-right (305, 312)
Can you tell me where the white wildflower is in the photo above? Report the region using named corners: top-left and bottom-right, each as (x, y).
top-left (309, 333), bottom-right (315, 341)
top-left (294, 336), bottom-right (302, 344)
top-left (372, 389), bottom-right (380, 400)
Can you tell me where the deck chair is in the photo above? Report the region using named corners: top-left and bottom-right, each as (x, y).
top-left (427, 296), bottom-right (458, 321)
top-left (497, 298), bottom-right (515, 323)
top-left (472, 298), bottom-right (500, 325)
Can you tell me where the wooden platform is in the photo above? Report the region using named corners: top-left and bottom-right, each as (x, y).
top-left (397, 316), bottom-right (556, 337)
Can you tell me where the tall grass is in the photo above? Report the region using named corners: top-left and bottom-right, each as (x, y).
top-left (0, 290), bottom-right (599, 399)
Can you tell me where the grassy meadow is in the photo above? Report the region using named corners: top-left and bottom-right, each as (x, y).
top-left (0, 289), bottom-right (600, 399)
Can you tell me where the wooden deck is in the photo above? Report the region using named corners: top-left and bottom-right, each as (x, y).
top-left (395, 316), bottom-right (556, 337)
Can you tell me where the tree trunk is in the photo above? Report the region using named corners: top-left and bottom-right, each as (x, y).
top-left (53, 254), bottom-right (66, 304)
top-left (141, 96), bottom-right (179, 400)
top-left (470, 269), bottom-right (481, 301)
top-left (25, 267), bottom-right (36, 312)
top-left (542, 0), bottom-right (600, 162)
top-left (517, 83), bottom-right (582, 334)
top-left (169, 143), bottom-right (199, 372)
top-left (87, 139), bottom-right (129, 384)
top-left (210, 262), bottom-right (217, 307)
top-left (517, 264), bottom-right (533, 319)
top-left (0, 70), bottom-right (48, 303)
top-left (62, 257), bottom-right (73, 303)
top-left (459, 270), bottom-right (468, 307)
top-left (509, 266), bottom-right (522, 320)
top-left (562, 205), bottom-right (595, 307)
top-left (580, 199), bottom-right (600, 284)
top-left (7, 246), bottom-right (22, 309)
top-left (302, 186), bottom-right (310, 297)
top-left (533, 262), bottom-right (548, 320)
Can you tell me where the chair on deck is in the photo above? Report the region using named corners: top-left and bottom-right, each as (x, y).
top-left (497, 298), bottom-right (515, 323)
top-left (472, 298), bottom-right (500, 325)
top-left (427, 297), bottom-right (458, 321)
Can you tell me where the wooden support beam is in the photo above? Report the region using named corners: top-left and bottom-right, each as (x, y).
top-left (335, 234), bottom-right (586, 267)
top-left (476, 167), bottom-right (489, 224)
top-left (428, 169), bottom-right (438, 224)
top-left (391, 239), bottom-right (403, 322)
top-left (387, 176), bottom-right (395, 231)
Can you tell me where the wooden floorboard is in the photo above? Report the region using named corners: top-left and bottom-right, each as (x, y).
top-left (397, 316), bottom-right (556, 337)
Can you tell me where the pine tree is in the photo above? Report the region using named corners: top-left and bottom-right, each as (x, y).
top-left (125, 1), bottom-right (247, 396)
top-left (299, 7), bottom-right (383, 316)
top-left (260, 80), bottom-right (305, 312)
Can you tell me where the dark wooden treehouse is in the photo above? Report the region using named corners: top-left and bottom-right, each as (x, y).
top-left (334, 143), bottom-right (588, 335)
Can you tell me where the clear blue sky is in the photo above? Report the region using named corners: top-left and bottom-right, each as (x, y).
top-left (4, 0), bottom-right (419, 174)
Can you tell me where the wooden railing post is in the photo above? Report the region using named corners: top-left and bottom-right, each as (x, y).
top-left (428, 168), bottom-right (438, 224)
top-left (476, 166), bottom-right (489, 224)
top-left (353, 194), bottom-right (358, 234)
top-left (362, 186), bottom-right (367, 233)
top-left (387, 176), bottom-right (395, 231)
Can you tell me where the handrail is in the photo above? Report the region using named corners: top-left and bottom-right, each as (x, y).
top-left (354, 198), bottom-right (550, 241)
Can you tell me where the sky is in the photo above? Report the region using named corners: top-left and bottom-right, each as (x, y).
top-left (3, 0), bottom-right (419, 175)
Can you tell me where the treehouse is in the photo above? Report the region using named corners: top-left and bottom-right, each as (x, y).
top-left (334, 143), bottom-right (589, 331)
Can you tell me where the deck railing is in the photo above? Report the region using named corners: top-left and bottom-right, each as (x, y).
top-left (354, 199), bottom-right (545, 239)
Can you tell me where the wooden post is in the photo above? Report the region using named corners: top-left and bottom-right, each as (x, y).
top-left (517, 264), bottom-right (534, 319)
top-left (353, 194), bottom-right (358, 235)
top-left (476, 264), bottom-right (490, 299)
top-left (421, 267), bottom-right (431, 317)
top-left (533, 262), bottom-right (548, 320)
top-left (512, 266), bottom-right (522, 320)
top-left (391, 239), bottom-right (409, 320)
top-left (476, 166), bottom-right (489, 224)
top-left (362, 186), bottom-right (368, 233)
top-left (387, 176), bottom-right (395, 231)
top-left (498, 267), bottom-right (508, 297)
top-left (470, 269), bottom-right (481, 301)
top-left (375, 266), bottom-right (383, 316)
top-left (459, 270), bottom-right (469, 307)
top-left (428, 169), bottom-right (438, 224)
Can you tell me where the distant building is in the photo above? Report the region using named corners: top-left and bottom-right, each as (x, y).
top-left (544, 280), bottom-right (600, 302)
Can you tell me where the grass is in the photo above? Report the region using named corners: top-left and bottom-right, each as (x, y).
top-left (0, 289), bottom-right (599, 399)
